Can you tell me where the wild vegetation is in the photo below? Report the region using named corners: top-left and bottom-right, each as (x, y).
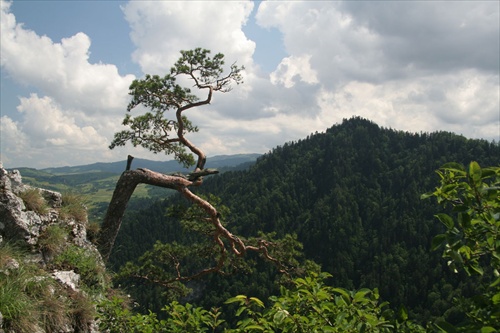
top-left (0, 237), bottom-right (106, 331)
top-left (99, 160), bottom-right (499, 332)
top-left (2, 48), bottom-right (498, 332)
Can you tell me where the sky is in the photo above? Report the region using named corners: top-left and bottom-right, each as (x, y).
top-left (1, 0), bottom-right (499, 169)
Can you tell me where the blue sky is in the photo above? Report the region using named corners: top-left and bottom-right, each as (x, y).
top-left (1, 0), bottom-right (499, 168)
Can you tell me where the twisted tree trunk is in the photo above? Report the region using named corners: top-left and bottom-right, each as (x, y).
top-left (97, 49), bottom-right (280, 279)
top-left (97, 168), bottom-right (191, 261)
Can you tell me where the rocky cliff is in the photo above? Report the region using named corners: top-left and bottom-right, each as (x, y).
top-left (0, 167), bottom-right (107, 332)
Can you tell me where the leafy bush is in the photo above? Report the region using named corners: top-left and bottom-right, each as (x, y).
top-left (18, 187), bottom-right (48, 214)
top-left (224, 272), bottom-right (425, 333)
top-left (97, 272), bottom-right (424, 332)
top-left (422, 162), bottom-right (500, 332)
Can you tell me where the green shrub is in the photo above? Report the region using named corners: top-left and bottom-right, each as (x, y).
top-left (422, 162), bottom-right (500, 332)
top-left (53, 245), bottom-right (106, 291)
top-left (18, 188), bottom-right (48, 214)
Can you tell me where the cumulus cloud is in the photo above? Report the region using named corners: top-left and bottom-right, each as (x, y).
top-left (0, 0), bottom-right (138, 167)
top-left (255, 1), bottom-right (499, 141)
top-left (0, 94), bottom-right (117, 167)
top-left (270, 55), bottom-right (318, 88)
top-left (15, 94), bottom-right (108, 148)
top-left (1, 0), bottom-right (498, 169)
top-left (1, 3), bottom-right (135, 113)
top-left (123, 0), bottom-right (256, 75)
top-left (315, 69), bottom-right (499, 140)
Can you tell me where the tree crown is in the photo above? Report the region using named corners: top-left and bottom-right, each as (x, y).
top-left (110, 48), bottom-right (244, 168)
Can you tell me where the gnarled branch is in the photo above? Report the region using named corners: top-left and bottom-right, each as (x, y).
top-left (99, 49), bottom-right (284, 285)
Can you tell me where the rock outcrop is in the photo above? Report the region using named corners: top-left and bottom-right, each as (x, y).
top-left (0, 167), bottom-right (106, 332)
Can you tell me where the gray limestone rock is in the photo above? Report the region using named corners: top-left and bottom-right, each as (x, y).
top-left (0, 166), bottom-right (106, 332)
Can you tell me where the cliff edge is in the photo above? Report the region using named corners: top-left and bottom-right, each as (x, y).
top-left (0, 167), bottom-right (107, 332)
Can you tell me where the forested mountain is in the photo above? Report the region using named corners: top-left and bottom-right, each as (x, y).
top-left (110, 117), bottom-right (499, 325)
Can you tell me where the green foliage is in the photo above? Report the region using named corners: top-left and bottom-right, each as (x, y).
top-left (18, 187), bottom-right (48, 214)
top-left (109, 48), bottom-right (244, 167)
top-left (98, 295), bottom-right (164, 333)
top-left (99, 273), bottom-right (424, 332)
top-left (0, 243), bottom-right (96, 332)
top-left (98, 294), bottom-right (225, 333)
top-left (53, 244), bottom-right (106, 290)
top-left (225, 272), bottom-right (425, 333)
top-left (111, 118), bottom-right (499, 323)
top-left (422, 162), bottom-right (500, 332)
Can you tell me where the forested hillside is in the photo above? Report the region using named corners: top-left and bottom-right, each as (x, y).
top-left (110, 117), bottom-right (499, 325)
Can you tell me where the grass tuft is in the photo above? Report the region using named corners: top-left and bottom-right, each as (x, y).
top-left (18, 188), bottom-right (49, 214)
top-left (59, 192), bottom-right (87, 223)
top-left (38, 224), bottom-right (68, 257)
top-left (53, 245), bottom-right (106, 291)
top-left (86, 220), bottom-right (101, 244)
top-left (0, 244), bottom-right (43, 332)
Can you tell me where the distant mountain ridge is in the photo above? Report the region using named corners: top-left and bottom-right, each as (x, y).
top-left (22, 154), bottom-right (261, 175)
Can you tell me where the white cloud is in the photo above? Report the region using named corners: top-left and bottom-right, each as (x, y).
top-left (0, 0), bottom-right (134, 114)
top-left (0, 0), bottom-right (498, 169)
top-left (0, 0), bottom-right (138, 168)
top-left (15, 94), bottom-right (108, 148)
top-left (123, 0), bottom-right (256, 74)
top-left (255, 1), bottom-right (499, 142)
top-left (270, 55), bottom-right (318, 88)
top-left (0, 115), bottom-right (29, 167)
top-left (315, 69), bottom-right (500, 140)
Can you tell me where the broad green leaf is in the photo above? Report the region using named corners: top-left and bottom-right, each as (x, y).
top-left (491, 292), bottom-right (500, 304)
top-left (470, 263), bottom-right (484, 275)
top-left (225, 295), bottom-right (247, 304)
top-left (332, 288), bottom-right (351, 302)
top-left (490, 277), bottom-right (500, 288)
top-left (435, 319), bottom-right (458, 333)
top-left (421, 192), bottom-right (435, 199)
top-left (431, 234), bottom-right (447, 251)
top-left (273, 309), bottom-right (288, 325)
top-left (398, 305), bottom-right (408, 321)
top-left (242, 324), bottom-right (265, 330)
top-left (449, 250), bottom-right (463, 264)
top-left (249, 297), bottom-right (265, 308)
top-left (458, 245), bottom-right (471, 260)
top-left (480, 327), bottom-right (497, 333)
top-left (354, 289), bottom-right (371, 303)
top-left (436, 213), bottom-right (454, 229)
top-left (469, 161), bottom-right (482, 185)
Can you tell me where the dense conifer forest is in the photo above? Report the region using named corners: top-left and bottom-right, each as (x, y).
top-left (109, 117), bottom-right (499, 326)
